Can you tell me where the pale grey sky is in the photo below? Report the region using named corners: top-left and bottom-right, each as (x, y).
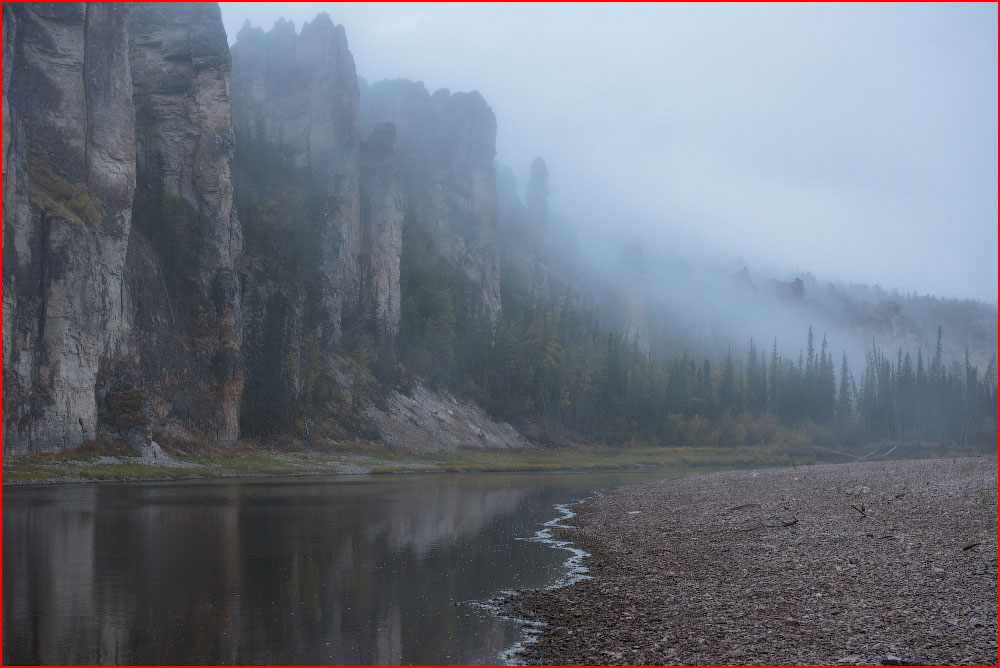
top-left (221, 2), bottom-right (997, 303)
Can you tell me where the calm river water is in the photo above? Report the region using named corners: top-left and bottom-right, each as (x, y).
top-left (2, 470), bottom-right (682, 665)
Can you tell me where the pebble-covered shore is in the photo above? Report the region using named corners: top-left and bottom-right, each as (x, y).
top-left (508, 457), bottom-right (997, 665)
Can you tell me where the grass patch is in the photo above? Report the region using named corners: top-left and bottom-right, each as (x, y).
top-left (7, 439), bottom-right (978, 485)
top-left (3, 464), bottom-right (62, 483)
top-left (193, 453), bottom-right (304, 476)
top-left (28, 153), bottom-right (103, 226)
top-left (76, 464), bottom-right (200, 481)
top-left (1, 457), bottom-right (204, 483)
top-left (370, 466), bottom-right (418, 475)
top-left (101, 390), bottom-right (147, 431)
top-left (400, 444), bottom-right (804, 474)
top-left (30, 439), bottom-right (135, 461)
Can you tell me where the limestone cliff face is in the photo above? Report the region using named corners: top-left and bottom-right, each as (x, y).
top-left (361, 79), bottom-right (502, 322)
top-left (2, 4), bottom-right (21, 391)
top-left (127, 2), bottom-right (244, 444)
top-left (3, 6), bottom-right (515, 454)
top-left (360, 124), bottom-right (403, 332)
top-left (230, 15), bottom-right (362, 340)
top-left (2, 3), bottom-right (135, 454)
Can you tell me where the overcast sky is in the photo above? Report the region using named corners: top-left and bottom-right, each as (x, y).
top-left (221, 2), bottom-right (997, 303)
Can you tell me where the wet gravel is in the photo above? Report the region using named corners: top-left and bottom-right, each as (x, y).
top-left (508, 457), bottom-right (998, 665)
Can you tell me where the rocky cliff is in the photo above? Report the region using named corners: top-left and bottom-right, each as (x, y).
top-left (230, 15), bottom-right (364, 340)
top-left (227, 15), bottom-right (408, 441)
top-left (361, 79), bottom-right (501, 322)
top-left (126, 2), bottom-right (244, 445)
top-left (3, 3), bottom-right (136, 453)
top-left (360, 123), bottom-right (403, 332)
top-left (3, 2), bottom-right (248, 453)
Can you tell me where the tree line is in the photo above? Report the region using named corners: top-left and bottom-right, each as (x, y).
top-left (388, 253), bottom-right (996, 450)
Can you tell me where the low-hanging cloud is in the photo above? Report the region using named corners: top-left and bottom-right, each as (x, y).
top-left (221, 2), bottom-right (997, 303)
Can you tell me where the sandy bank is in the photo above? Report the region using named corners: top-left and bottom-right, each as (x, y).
top-left (509, 457), bottom-right (997, 665)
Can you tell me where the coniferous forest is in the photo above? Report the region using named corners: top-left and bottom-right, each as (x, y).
top-left (417, 287), bottom-right (995, 450)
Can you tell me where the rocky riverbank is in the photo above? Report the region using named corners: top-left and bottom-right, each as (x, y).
top-left (508, 457), bottom-right (998, 665)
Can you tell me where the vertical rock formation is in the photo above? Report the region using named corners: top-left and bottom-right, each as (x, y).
top-left (360, 124), bottom-right (403, 333)
top-left (127, 2), bottom-right (244, 444)
top-left (361, 79), bottom-right (502, 322)
top-left (525, 157), bottom-right (550, 220)
top-left (2, 4), bottom-right (22, 396)
top-left (497, 158), bottom-right (579, 305)
top-left (1, 5), bottom-right (539, 453)
top-left (2, 3), bottom-right (136, 453)
top-left (230, 15), bottom-right (362, 340)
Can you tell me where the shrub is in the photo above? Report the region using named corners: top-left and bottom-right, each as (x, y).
top-left (28, 154), bottom-right (103, 226)
top-left (101, 390), bottom-right (147, 431)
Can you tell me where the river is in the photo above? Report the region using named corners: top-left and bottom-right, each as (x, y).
top-left (2, 470), bottom-right (687, 665)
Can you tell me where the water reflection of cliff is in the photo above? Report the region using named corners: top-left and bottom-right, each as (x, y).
top-left (3, 484), bottom-right (245, 664)
top-left (364, 482), bottom-right (530, 553)
top-left (3, 487), bottom-right (99, 664)
top-left (2, 476), bottom-right (575, 665)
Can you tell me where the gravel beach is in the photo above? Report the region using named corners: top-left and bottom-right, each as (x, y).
top-left (509, 457), bottom-right (998, 665)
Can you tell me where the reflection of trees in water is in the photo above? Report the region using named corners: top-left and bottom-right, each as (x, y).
top-left (2, 477), bottom-right (596, 664)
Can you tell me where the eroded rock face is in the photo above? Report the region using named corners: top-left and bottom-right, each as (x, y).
top-left (2, 3), bottom-right (136, 454)
top-left (2, 5), bottom-right (511, 454)
top-left (362, 79), bottom-right (502, 322)
top-left (127, 2), bottom-right (244, 445)
top-left (361, 124), bottom-right (403, 332)
top-left (129, 3), bottom-right (241, 281)
top-left (230, 14), bottom-right (361, 340)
